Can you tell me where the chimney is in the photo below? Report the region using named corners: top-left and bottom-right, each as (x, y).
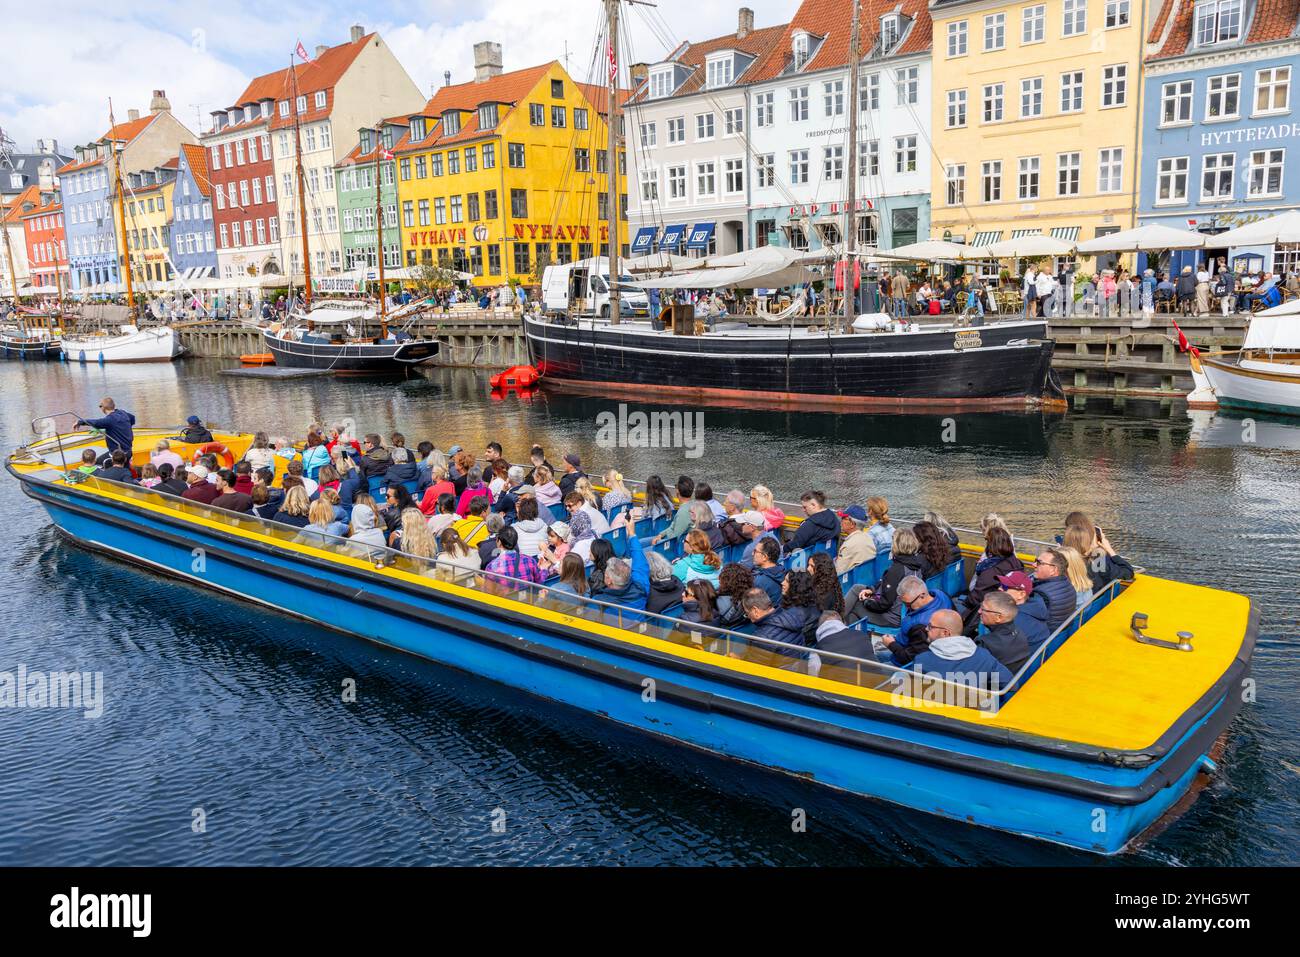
top-left (38, 160), bottom-right (54, 191)
top-left (350, 24), bottom-right (365, 43)
top-left (127, 109), bottom-right (140, 122)
top-left (738, 7), bottom-right (754, 39)
top-left (473, 41), bottom-right (503, 82)
top-left (149, 90), bottom-right (171, 115)
top-left (316, 44), bottom-right (329, 58)
top-left (443, 70), bottom-right (452, 88)
top-left (37, 138), bottom-right (59, 156)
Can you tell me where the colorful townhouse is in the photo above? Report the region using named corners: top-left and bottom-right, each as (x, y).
top-left (57, 92), bottom-right (195, 292)
top-left (1138, 0), bottom-right (1300, 274)
top-left (1, 138), bottom-right (68, 294)
top-left (393, 45), bottom-right (630, 286)
top-left (114, 158), bottom-right (178, 288)
top-left (336, 119), bottom-right (406, 276)
top-left (749, 0), bottom-right (934, 253)
top-left (169, 144), bottom-right (218, 282)
top-left (624, 9), bottom-right (788, 258)
top-left (929, 0), bottom-right (1147, 273)
top-left (204, 93), bottom-right (279, 284)
top-left (264, 25), bottom-right (424, 286)
top-left (19, 188), bottom-right (67, 292)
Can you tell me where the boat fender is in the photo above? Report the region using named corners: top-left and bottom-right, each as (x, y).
top-left (192, 442), bottom-right (235, 469)
top-left (1198, 756), bottom-right (1219, 776)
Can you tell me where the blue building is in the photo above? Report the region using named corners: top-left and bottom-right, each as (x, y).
top-left (60, 137), bottom-right (119, 292)
top-left (1138, 0), bottom-right (1300, 275)
top-left (169, 144), bottom-right (217, 282)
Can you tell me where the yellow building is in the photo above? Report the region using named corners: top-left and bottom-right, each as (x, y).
top-left (394, 49), bottom-right (628, 287)
top-left (114, 157), bottom-right (178, 289)
top-left (929, 0), bottom-right (1147, 270)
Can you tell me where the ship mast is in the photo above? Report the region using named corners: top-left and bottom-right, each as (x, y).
top-left (374, 121), bottom-right (388, 338)
top-left (2, 206), bottom-right (19, 312)
top-left (289, 59), bottom-right (313, 309)
top-left (604, 0), bottom-right (623, 325)
top-left (109, 99), bottom-right (135, 314)
top-left (842, 0), bottom-right (861, 334)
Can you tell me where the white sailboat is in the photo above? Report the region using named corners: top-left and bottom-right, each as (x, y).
top-left (1188, 299), bottom-right (1300, 416)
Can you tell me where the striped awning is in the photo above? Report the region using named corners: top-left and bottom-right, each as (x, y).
top-left (1050, 226), bottom-right (1081, 242)
top-left (971, 230), bottom-right (1003, 247)
top-left (1011, 228), bottom-right (1044, 239)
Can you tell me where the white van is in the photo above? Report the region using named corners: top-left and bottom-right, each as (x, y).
top-left (541, 257), bottom-right (650, 318)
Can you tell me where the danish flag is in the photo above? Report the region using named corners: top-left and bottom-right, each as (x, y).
top-left (380, 146), bottom-right (394, 160)
top-left (295, 41), bottom-right (313, 63)
top-left (607, 41), bottom-right (617, 83)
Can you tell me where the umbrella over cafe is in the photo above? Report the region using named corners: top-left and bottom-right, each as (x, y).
top-left (1074, 223), bottom-right (1206, 253)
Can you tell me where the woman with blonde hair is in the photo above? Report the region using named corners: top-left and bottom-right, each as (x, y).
top-left (865, 495), bottom-right (894, 551)
top-left (749, 484), bottom-right (785, 531)
top-left (1055, 545), bottom-right (1094, 608)
top-left (244, 432), bottom-right (276, 471)
top-left (601, 469), bottom-right (632, 511)
top-left (671, 529), bottom-right (722, 586)
top-left (399, 509), bottom-right (439, 576)
top-left (272, 485), bottom-right (312, 528)
top-left (573, 476), bottom-right (601, 509)
top-left (1062, 522), bottom-right (1134, 593)
top-left (533, 464), bottom-right (562, 508)
top-left (435, 528), bottom-right (481, 585)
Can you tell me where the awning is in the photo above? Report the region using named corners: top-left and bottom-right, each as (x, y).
top-left (686, 223), bottom-right (716, 251)
top-left (630, 226), bottom-right (657, 254)
top-left (971, 231), bottom-right (1003, 247)
top-left (1050, 226), bottom-right (1081, 243)
top-left (659, 224), bottom-right (687, 250)
top-left (1011, 228), bottom-right (1043, 239)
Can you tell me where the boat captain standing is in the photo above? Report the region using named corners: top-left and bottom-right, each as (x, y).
top-left (77, 397), bottom-right (136, 465)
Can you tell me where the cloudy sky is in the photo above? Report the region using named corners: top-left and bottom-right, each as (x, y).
top-left (1, 0), bottom-right (792, 153)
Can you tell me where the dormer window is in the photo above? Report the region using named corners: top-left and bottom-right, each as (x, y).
top-left (279, 100), bottom-right (290, 118)
top-left (1195, 0), bottom-right (1242, 47)
top-left (228, 109), bottom-right (240, 126)
top-left (706, 56), bottom-right (734, 89)
top-left (314, 91), bottom-right (327, 109)
top-left (244, 106), bottom-right (254, 123)
top-left (881, 15), bottom-right (901, 53)
top-left (792, 32), bottom-right (811, 70)
top-left (442, 111), bottom-right (461, 136)
top-left (360, 130), bottom-right (373, 154)
top-left (260, 101), bottom-right (272, 118)
top-left (478, 103), bottom-right (499, 130)
top-left (410, 117), bottom-right (427, 141)
top-left (649, 68), bottom-right (675, 99)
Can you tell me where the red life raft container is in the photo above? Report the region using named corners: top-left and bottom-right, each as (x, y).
top-left (490, 365), bottom-right (540, 390)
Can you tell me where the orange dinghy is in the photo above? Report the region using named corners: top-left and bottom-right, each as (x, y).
top-left (489, 364), bottom-right (540, 390)
top-left (240, 353), bottom-right (276, 366)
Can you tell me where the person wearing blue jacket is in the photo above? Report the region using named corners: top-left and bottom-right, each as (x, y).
top-left (1029, 550), bottom-right (1076, 631)
top-left (743, 588), bottom-right (810, 664)
top-left (881, 578), bottom-right (954, 666)
top-left (997, 571), bottom-right (1051, 651)
top-left (909, 610), bottom-right (1012, 693)
top-left (595, 531), bottom-right (650, 624)
top-left (78, 398), bottom-right (136, 456)
top-left (785, 491), bottom-right (840, 551)
top-left (750, 538), bottom-right (786, 606)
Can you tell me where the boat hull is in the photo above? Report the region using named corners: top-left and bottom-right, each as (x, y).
top-left (62, 326), bottom-right (180, 363)
top-left (263, 329), bottom-right (440, 372)
top-left (1201, 355), bottom-right (1300, 417)
top-left (525, 316), bottom-right (1058, 409)
top-left (17, 472), bottom-right (1253, 855)
top-left (1, 337), bottom-right (62, 360)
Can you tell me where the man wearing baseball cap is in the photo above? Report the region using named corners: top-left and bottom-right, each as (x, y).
top-left (996, 570), bottom-right (1051, 651)
top-left (558, 453), bottom-right (586, 498)
top-left (834, 505), bottom-right (877, 576)
top-left (178, 415), bottom-right (214, 445)
top-left (737, 510), bottom-right (778, 567)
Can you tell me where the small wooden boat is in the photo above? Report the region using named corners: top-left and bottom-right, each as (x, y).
top-left (240, 353), bottom-right (276, 366)
top-left (6, 423), bottom-right (1257, 854)
top-left (1188, 300), bottom-right (1300, 416)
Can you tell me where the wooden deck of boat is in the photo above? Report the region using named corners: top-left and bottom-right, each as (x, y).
top-left (219, 366), bottom-right (331, 379)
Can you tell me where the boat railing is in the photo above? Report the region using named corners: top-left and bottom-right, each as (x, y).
top-left (61, 473), bottom-right (1024, 711)
top-left (27, 412), bottom-right (90, 473)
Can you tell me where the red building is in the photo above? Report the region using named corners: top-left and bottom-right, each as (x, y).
top-left (204, 92), bottom-right (280, 281)
top-left (11, 185), bottom-right (67, 292)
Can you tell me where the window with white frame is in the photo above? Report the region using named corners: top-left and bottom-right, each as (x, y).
top-left (1248, 148), bottom-right (1284, 196)
top-left (947, 89), bottom-right (967, 127)
top-left (824, 79), bottom-right (845, 117)
top-left (789, 149), bottom-right (809, 185)
top-left (1061, 70), bottom-right (1084, 112)
top-left (706, 57), bottom-right (733, 89)
top-left (725, 158), bottom-right (744, 193)
top-left (639, 122), bottom-right (656, 148)
top-left (1157, 156), bottom-right (1189, 203)
top-left (1098, 147), bottom-right (1123, 192)
top-left (667, 117), bottom-right (685, 143)
top-left (1021, 77), bottom-right (1044, 118)
top-left (824, 145), bottom-right (844, 181)
top-left (696, 113), bottom-right (715, 140)
top-left (1101, 64), bottom-right (1127, 107)
top-left (649, 69), bottom-right (674, 98)
top-left (1106, 0), bottom-right (1130, 27)
top-left (696, 161), bottom-right (716, 196)
top-left (880, 16), bottom-right (901, 53)
top-left (1057, 152), bottom-right (1081, 195)
top-left (792, 32), bottom-right (811, 69)
top-left (725, 107), bottom-right (744, 135)
top-left (755, 91), bottom-right (774, 127)
top-left (982, 160), bottom-right (1002, 202)
top-left (296, 95), bottom-right (306, 114)
top-left (983, 83), bottom-right (1004, 122)
top-left (314, 91), bottom-right (326, 109)
top-left (667, 165), bottom-right (686, 199)
top-left (1023, 5), bottom-right (1045, 43)
top-left (946, 164), bottom-right (965, 205)
top-left (1063, 0), bottom-right (1086, 37)
top-left (948, 21), bottom-right (968, 57)
top-left (862, 139), bottom-right (880, 176)
top-left (1018, 156), bottom-right (1040, 199)
top-left (1254, 66), bottom-right (1290, 114)
top-left (1195, 0), bottom-right (1242, 47)
top-left (1201, 152), bottom-right (1235, 199)
top-left (984, 12), bottom-right (1006, 50)
top-left (1206, 73), bottom-right (1240, 119)
top-left (640, 169), bottom-right (658, 202)
top-left (894, 135), bottom-right (917, 173)
top-left (896, 66), bottom-right (918, 105)
top-left (861, 72), bottom-right (880, 110)
top-left (789, 86), bottom-right (809, 121)
top-left (1161, 79), bottom-right (1194, 124)
top-left (756, 153), bottom-right (775, 188)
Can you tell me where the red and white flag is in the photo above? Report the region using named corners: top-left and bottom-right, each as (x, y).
top-left (295, 41), bottom-right (313, 63)
top-left (607, 41), bottom-right (617, 83)
top-left (380, 147), bottom-right (394, 160)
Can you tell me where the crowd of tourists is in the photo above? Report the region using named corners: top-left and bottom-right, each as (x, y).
top-left (73, 402), bottom-right (1136, 694)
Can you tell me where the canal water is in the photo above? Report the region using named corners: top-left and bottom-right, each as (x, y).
top-left (0, 358), bottom-right (1296, 866)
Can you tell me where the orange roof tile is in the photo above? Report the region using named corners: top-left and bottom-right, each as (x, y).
top-left (2, 185), bottom-right (41, 224)
top-left (628, 23), bottom-right (788, 104)
top-left (179, 143), bottom-right (213, 198)
top-left (1148, 0), bottom-right (1300, 60)
top-left (230, 33), bottom-right (374, 131)
top-left (56, 112), bottom-right (159, 175)
top-left (748, 0), bottom-right (931, 84)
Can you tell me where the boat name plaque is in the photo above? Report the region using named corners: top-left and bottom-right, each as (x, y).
top-left (953, 330), bottom-right (982, 351)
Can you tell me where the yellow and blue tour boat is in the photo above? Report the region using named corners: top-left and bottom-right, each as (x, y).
top-left (6, 420), bottom-right (1258, 854)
